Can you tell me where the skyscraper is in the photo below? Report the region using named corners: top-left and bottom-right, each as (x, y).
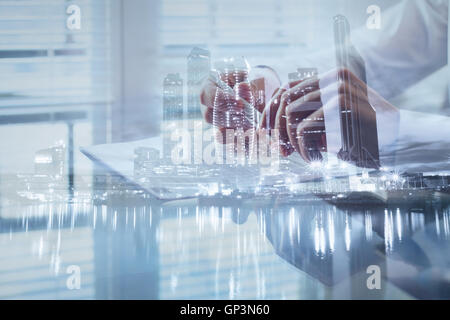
top-left (162, 73), bottom-right (183, 161)
top-left (34, 143), bottom-right (66, 178)
top-left (287, 68), bottom-right (326, 161)
top-left (163, 73), bottom-right (184, 120)
top-left (334, 15), bottom-right (380, 169)
top-left (187, 47), bottom-right (211, 118)
top-left (288, 68), bottom-right (317, 83)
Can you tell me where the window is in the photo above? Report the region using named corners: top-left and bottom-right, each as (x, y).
top-left (160, 0), bottom-right (364, 55)
top-left (0, 0), bottom-right (112, 108)
top-left (158, 0), bottom-right (399, 86)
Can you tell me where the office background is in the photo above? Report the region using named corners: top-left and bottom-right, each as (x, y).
top-left (2, 0), bottom-right (450, 300)
top-left (0, 0), bottom-right (402, 176)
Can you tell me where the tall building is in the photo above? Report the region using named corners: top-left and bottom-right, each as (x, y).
top-left (187, 47), bottom-right (211, 118)
top-left (34, 143), bottom-right (66, 178)
top-left (163, 73), bottom-right (184, 120)
top-left (288, 68), bottom-right (317, 83)
top-left (334, 15), bottom-right (380, 169)
top-left (162, 73), bottom-right (183, 161)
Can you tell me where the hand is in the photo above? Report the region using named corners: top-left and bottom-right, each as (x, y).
top-left (272, 67), bottom-right (399, 164)
top-left (259, 79), bottom-right (306, 157)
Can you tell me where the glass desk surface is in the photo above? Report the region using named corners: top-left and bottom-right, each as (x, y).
top-left (0, 183), bottom-right (449, 300)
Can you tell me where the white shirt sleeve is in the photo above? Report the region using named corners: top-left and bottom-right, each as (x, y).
top-left (380, 109), bottom-right (450, 173)
top-left (280, 0), bottom-right (448, 100)
top-left (354, 0), bottom-right (448, 99)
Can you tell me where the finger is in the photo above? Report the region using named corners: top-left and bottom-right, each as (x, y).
top-left (288, 79), bottom-right (303, 89)
top-left (286, 78), bottom-right (358, 116)
top-left (250, 78), bottom-right (266, 113)
top-left (250, 66), bottom-right (282, 112)
top-left (274, 90), bottom-right (296, 157)
top-left (259, 88), bottom-right (285, 131)
top-left (319, 76), bottom-right (367, 105)
top-left (287, 67), bottom-right (365, 100)
top-left (235, 82), bottom-right (254, 106)
top-left (334, 67), bottom-right (367, 89)
top-left (286, 75), bottom-right (321, 100)
top-left (204, 105), bottom-right (213, 124)
top-left (287, 79), bottom-right (320, 103)
top-left (220, 69), bottom-right (250, 89)
top-left (274, 78), bottom-right (321, 157)
top-left (285, 90), bottom-right (323, 153)
top-left (295, 107), bottom-right (327, 163)
top-left (295, 93), bottom-right (354, 163)
top-left (200, 77), bottom-right (219, 108)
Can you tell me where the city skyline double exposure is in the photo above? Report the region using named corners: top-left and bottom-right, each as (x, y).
top-left (0, 0), bottom-right (449, 304)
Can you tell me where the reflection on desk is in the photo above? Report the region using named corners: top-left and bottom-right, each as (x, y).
top-left (0, 194), bottom-right (449, 299)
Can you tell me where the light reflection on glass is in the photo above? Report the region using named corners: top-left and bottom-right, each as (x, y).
top-left (344, 213), bottom-right (351, 252)
top-left (365, 210), bottom-right (373, 241)
top-left (396, 208), bottom-right (403, 241)
top-left (328, 210), bottom-right (335, 252)
top-left (384, 209), bottom-right (394, 252)
top-left (443, 209), bottom-right (450, 239)
top-left (1, 197), bottom-right (449, 299)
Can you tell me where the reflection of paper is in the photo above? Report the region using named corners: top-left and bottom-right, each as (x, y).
top-left (382, 224), bottom-right (450, 299)
top-left (81, 131), bottom-right (354, 201)
top-left (266, 204), bottom-right (385, 286)
top-left (81, 137), bottom-right (162, 177)
top-left (81, 137), bottom-right (164, 199)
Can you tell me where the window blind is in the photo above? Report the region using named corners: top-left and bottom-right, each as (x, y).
top-left (0, 0), bottom-right (112, 108)
top-left (160, 0), bottom-right (353, 52)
